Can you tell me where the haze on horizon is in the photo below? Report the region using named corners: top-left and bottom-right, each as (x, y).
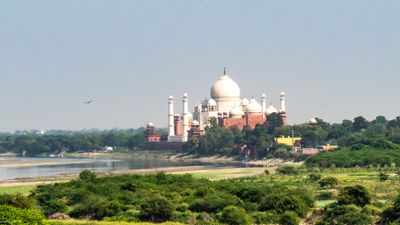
top-left (0, 1), bottom-right (399, 132)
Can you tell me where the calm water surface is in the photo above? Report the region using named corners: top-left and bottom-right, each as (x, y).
top-left (0, 157), bottom-right (227, 181)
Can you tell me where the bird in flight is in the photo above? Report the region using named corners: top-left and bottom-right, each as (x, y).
top-left (84, 100), bottom-right (94, 104)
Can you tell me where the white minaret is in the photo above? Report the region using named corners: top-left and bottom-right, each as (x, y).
top-left (261, 93), bottom-right (267, 119)
top-left (182, 93), bottom-right (189, 142)
top-left (168, 95), bottom-right (175, 138)
top-left (280, 91), bottom-right (286, 112)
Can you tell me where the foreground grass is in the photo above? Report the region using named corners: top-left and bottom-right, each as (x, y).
top-left (0, 184), bottom-right (36, 194)
top-left (48, 220), bottom-right (183, 225)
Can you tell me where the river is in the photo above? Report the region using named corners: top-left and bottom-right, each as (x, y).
top-left (0, 157), bottom-right (229, 181)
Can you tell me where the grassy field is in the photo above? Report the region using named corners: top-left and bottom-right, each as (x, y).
top-left (0, 184), bottom-right (36, 194)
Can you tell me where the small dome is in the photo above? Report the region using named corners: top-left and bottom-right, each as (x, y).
top-left (245, 98), bottom-right (262, 113)
top-left (192, 120), bottom-right (199, 126)
top-left (241, 98), bottom-right (249, 106)
top-left (147, 122), bottom-right (154, 127)
top-left (266, 105), bottom-right (278, 115)
top-left (309, 118), bottom-right (318, 124)
top-left (230, 107), bottom-right (244, 117)
top-left (208, 98), bottom-right (217, 106)
top-left (201, 98), bottom-right (209, 106)
top-left (210, 75), bottom-right (241, 101)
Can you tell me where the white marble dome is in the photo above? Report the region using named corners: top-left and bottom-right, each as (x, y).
top-left (210, 75), bottom-right (241, 101)
top-left (245, 98), bottom-right (262, 113)
top-left (229, 107), bottom-right (244, 118)
top-left (309, 118), bottom-right (318, 124)
top-left (266, 105), bottom-right (278, 114)
top-left (192, 120), bottom-right (199, 126)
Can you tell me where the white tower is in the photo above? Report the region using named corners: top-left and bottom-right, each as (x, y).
top-left (261, 93), bottom-right (267, 119)
top-left (280, 91), bottom-right (286, 113)
top-left (168, 95), bottom-right (175, 137)
top-left (182, 93), bottom-right (189, 142)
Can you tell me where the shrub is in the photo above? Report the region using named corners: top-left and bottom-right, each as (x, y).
top-left (378, 172), bottom-right (389, 182)
top-left (318, 177), bottom-right (338, 189)
top-left (276, 166), bottom-right (299, 175)
top-left (79, 169), bottom-right (97, 180)
top-left (308, 173), bottom-right (322, 182)
top-left (279, 211), bottom-right (299, 225)
top-left (0, 193), bottom-right (36, 209)
top-left (0, 205), bottom-right (46, 225)
top-left (320, 204), bottom-right (372, 225)
top-left (337, 185), bottom-right (371, 207)
top-left (41, 198), bottom-right (67, 216)
top-left (219, 206), bottom-right (252, 225)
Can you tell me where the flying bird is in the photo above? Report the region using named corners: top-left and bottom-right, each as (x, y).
top-left (84, 100), bottom-right (93, 104)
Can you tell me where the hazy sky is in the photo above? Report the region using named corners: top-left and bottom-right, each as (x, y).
top-left (1, 1), bottom-right (399, 131)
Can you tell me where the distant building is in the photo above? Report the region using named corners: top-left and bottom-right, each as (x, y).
top-left (155, 70), bottom-right (287, 143)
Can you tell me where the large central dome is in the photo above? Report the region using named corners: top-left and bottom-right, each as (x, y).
top-left (210, 75), bottom-right (241, 101)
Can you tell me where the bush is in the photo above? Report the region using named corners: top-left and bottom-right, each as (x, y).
top-left (276, 166), bottom-right (299, 175)
top-left (318, 177), bottom-right (338, 189)
top-left (308, 173), bottom-right (322, 182)
top-left (139, 195), bottom-right (174, 222)
top-left (0, 205), bottom-right (46, 225)
top-left (319, 204), bottom-right (372, 225)
top-left (41, 199), bottom-right (67, 216)
top-left (219, 206), bottom-right (252, 225)
top-left (79, 169), bottom-right (97, 180)
top-left (279, 211), bottom-right (299, 225)
top-left (378, 172), bottom-right (389, 182)
top-left (337, 185), bottom-right (371, 207)
top-left (0, 193), bottom-right (36, 209)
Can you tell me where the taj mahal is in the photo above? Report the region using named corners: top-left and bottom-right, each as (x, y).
top-left (146, 70), bottom-right (286, 143)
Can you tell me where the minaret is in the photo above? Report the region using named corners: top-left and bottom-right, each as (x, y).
top-left (280, 91), bottom-right (286, 113)
top-left (279, 91), bottom-right (287, 126)
top-left (168, 95), bottom-right (175, 138)
top-left (261, 93), bottom-right (267, 119)
top-left (182, 93), bottom-right (189, 142)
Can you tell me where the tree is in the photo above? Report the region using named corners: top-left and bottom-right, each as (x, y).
top-left (337, 185), bottom-right (371, 207)
top-left (276, 166), bottom-right (299, 175)
top-left (220, 206), bottom-right (252, 225)
top-left (353, 116), bottom-right (369, 132)
top-left (139, 195), bottom-right (174, 222)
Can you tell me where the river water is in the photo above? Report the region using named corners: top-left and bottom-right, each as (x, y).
top-left (0, 157), bottom-right (228, 181)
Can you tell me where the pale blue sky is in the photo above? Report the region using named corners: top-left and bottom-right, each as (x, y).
top-left (0, 1), bottom-right (399, 131)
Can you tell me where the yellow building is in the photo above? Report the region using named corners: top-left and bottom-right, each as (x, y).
top-left (276, 136), bottom-right (302, 146)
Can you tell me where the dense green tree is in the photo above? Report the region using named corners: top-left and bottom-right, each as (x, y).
top-left (139, 195), bottom-right (174, 222)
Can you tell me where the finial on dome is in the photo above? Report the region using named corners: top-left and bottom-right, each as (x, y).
top-left (223, 67), bottom-right (226, 75)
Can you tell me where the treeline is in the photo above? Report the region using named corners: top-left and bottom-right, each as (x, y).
top-left (184, 114), bottom-right (400, 161)
top-left (0, 129), bottom-right (148, 156)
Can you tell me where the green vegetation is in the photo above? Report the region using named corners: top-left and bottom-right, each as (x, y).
top-left (48, 221), bottom-right (183, 225)
top-left (28, 171), bottom-right (313, 224)
top-left (0, 205), bottom-right (46, 225)
top-left (1, 167), bottom-right (400, 224)
top-left (0, 184), bottom-right (36, 194)
top-left (0, 129), bottom-right (148, 156)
